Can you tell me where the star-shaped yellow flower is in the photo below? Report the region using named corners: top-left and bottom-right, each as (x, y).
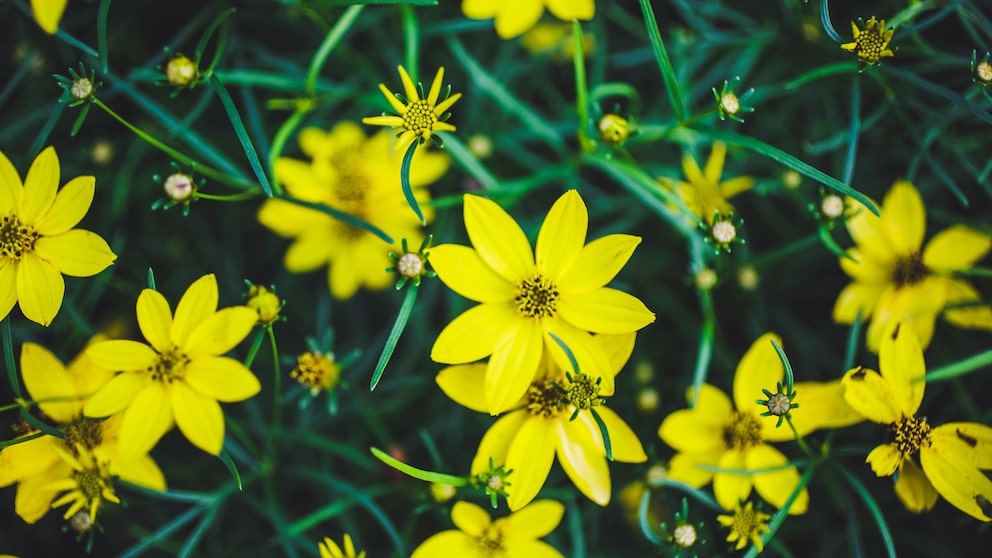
top-left (362, 66), bottom-right (461, 154)
top-left (663, 142), bottom-right (754, 225)
top-left (411, 500), bottom-right (565, 558)
top-left (841, 16), bottom-right (895, 65)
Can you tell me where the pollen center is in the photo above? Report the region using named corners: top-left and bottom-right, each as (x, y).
top-left (722, 410), bottom-right (763, 451)
top-left (892, 252), bottom-right (928, 287)
top-left (565, 373), bottom-right (603, 411)
top-left (63, 419), bottom-right (104, 452)
top-left (855, 29), bottom-right (887, 62)
top-left (402, 99), bottom-right (437, 138)
top-left (0, 213), bottom-right (39, 261)
top-left (290, 351), bottom-right (339, 394)
top-left (475, 525), bottom-right (505, 557)
top-left (515, 275), bottom-right (560, 319)
top-left (149, 346), bottom-right (191, 383)
top-left (74, 467), bottom-right (104, 501)
top-left (886, 415), bottom-right (932, 457)
top-left (527, 379), bottom-right (563, 418)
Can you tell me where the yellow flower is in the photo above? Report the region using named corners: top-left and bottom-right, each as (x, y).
top-left (45, 444), bottom-right (120, 523)
top-left (430, 189), bottom-right (655, 415)
top-left (410, 499), bottom-right (565, 558)
top-left (0, 147), bottom-right (117, 326)
top-left (663, 142), bottom-right (754, 225)
top-left (82, 274), bottom-right (261, 458)
top-left (840, 16), bottom-right (895, 65)
top-left (318, 534), bottom-right (365, 558)
top-left (245, 284), bottom-right (283, 324)
top-left (438, 333), bottom-right (647, 510)
top-left (463, 0), bottom-right (595, 39)
top-left (362, 66), bottom-right (461, 154)
top-left (717, 501), bottom-right (771, 552)
top-left (291, 351), bottom-right (339, 396)
top-left (842, 322), bottom-right (992, 521)
top-left (0, 340), bottom-right (165, 524)
top-left (658, 333), bottom-right (863, 514)
top-left (833, 180), bottom-right (992, 352)
top-left (258, 122), bottom-right (448, 299)
top-left (30, 0), bottom-right (67, 34)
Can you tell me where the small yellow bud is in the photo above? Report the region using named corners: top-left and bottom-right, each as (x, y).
top-left (246, 285), bottom-right (282, 324)
top-left (91, 140), bottom-right (114, 165)
top-left (429, 482), bottom-right (457, 503)
top-left (166, 55), bottom-right (198, 87)
top-left (781, 170), bottom-right (802, 190)
top-left (163, 173), bottom-right (195, 202)
top-left (291, 352), bottom-right (340, 396)
top-left (637, 388), bottom-right (659, 412)
top-left (598, 114), bottom-right (629, 146)
top-left (397, 252), bottom-right (425, 279)
top-left (695, 268), bottom-right (717, 291)
top-left (711, 220), bottom-right (737, 244)
top-left (467, 134), bottom-right (494, 159)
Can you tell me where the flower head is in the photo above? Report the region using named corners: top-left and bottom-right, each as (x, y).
top-left (46, 444), bottom-right (120, 524)
top-left (597, 114), bottom-right (630, 146)
top-left (463, 0), bottom-right (594, 39)
top-left (833, 180), bottom-right (992, 352)
top-left (83, 274), bottom-right (261, 458)
top-left (30, 0), bottom-right (67, 34)
top-left (430, 189), bottom-right (655, 414)
top-left (245, 283), bottom-right (284, 325)
top-left (291, 351), bottom-right (339, 397)
top-left (717, 501), bottom-right (771, 551)
top-left (842, 322), bottom-right (992, 521)
top-left (410, 500), bottom-right (565, 558)
top-left (713, 77), bottom-right (755, 122)
top-left (841, 16), bottom-right (895, 65)
top-left (318, 534), bottom-right (365, 558)
top-left (973, 51), bottom-right (992, 85)
top-left (165, 55), bottom-right (199, 89)
top-left (662, 142), bottom-right (754, 225)
top-left (0, 147), bottom-right (116, 326)
top-left (362, 66), bottom-right (461, 153)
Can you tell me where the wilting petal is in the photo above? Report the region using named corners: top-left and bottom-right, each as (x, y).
top-left (485, 318), bottom-right (543, 415)
top-left (505, 417), bottom-right (556, 511)
top-left (171, 274), bottom-right (219, 348)
top-left (931, 423), bottom-right (992, 469)
top-left (713, 450), bottom-right (752, 511)
top-left (471, 411), bottom-right (529, 475)
top-left (732, 333), bottom-right (783, 412)
top-left (118, 383), bottom-right (173, 460)
top-left (878, 320), bottom-right (926, 416)
top-left (535, 190), bottom-right (586, 278)
top-left (558, 234), bottom-right (640, 294)
top-left (894, 460), bottom-right (937, 513)
top-left (429, 244), bottom-right (515, 303)
top-left (463, 194), bottom-right (534, 283)
top-left (748, 444), bottom-right (808, 514)
top-left (881, 180), bottom-right (925, 255)
top-left (136, 288), bottom-right (173, 353)
top-left (866, 443), bottom-right (903, 477)
top-left (922, 225), bottom-right (991, 273)
top-left (171, 381), bottom-right (224, 455)
top-left (436, 364), bottom-right (489, 413)
top-left (842, 367), bottom-right (901, 424)
top-left (16, 253), bottom-right (64, 326)
top-left (555, 421), bottom-right (611, 506)
top-left (920, 443), bottom-right (992, 522)
top-left (431, 303), bottom-right (517, 364)
top-left (557, 288), bottom-right (655, 334)
top-left (184, 357), bottom-right (260, 402)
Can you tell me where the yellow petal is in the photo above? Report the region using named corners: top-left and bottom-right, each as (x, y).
top-left (410, 531), bottom-right (476, 558)
top-left (894, 460), bottom-right (937, 513)
top-left (558, 234), bottom-right (641, 294)
top-left (118, 383), bottom-right (174, 460)
top-left (881, 180), bottom-right (925, 255)
top-left (878, 321), bottom-right (926, 416)
top-left (436, 364), bottom-right (489, 413)
top-left (31, 0), bottom-right (68, 33)
top-left (503, 499), bottom-right (565, 537)
top-left (0, 435), bottom-right (58, 486)
top-left (833, 281), bottom-right (885, 324)
top-left (846, 196), bottom-right (895, 263)
top-left (493, 0), bottom-right (544, 38)
top-left (0, 148), bottom-right (23, 214)
top-left (362, 114), bottom-right (405, 129)
top-left (20, 146), bottom-right (59, 224)
top-left (505, 417), bottom-right (555, 511)
top-left (841, 366), bottom-right (901, 424)
top-left (703, 142), bottom-right (727, 184)
top-left (867, 443), bottom-right (903, 477)
top-left (839, 248), bottom-right (892, 285)
top-left (720, 176), bottom-right (754, 199)
top-left (397, 65), bottom-right (420, 103)
top-left (748, 444), bottom-right (808, 514)
top-left (555, 422), bottom-right (611, 505)
top-left (463, 194), bottom-right (533, 283)
top-left (429, 244), bottom-right (515, 303)
top-left (485, 318), bottom-right (543, 415)
top-left (426, 67), bottom-right (445, 107)
top-left (865, 278), bottom-right (946, 352)
top-left (113, 452), bottom-right (167, 492)
top-left (16, 253), bottom-right (64, 326)
top-left (920, 443), bottom-right (992, 521)
top-left (171, 381), bottom-right (224, 455)
top-left (284, 232), bottom-right (334, 272)
top-left (586, 406), bottom-right (646, 463)
top-left (546, 0), bottom-right (594, 20)
top-left (713, 450), bottom-right (752, 511)
top-left (451, 500), bottom-right (490, 536)
top-left (20, 342), bottom-right (78, 422)
top-left (470, 410), bottom-right (528, 475)
top-left (535, 190), bottom-right (587, 278)
top-left (185, 306), bottom-right (257, 357)
top-left (0, 262), bottom-right (17, 322)
top-left (922, 225), bottom-right (991, 273)
top-left (931, 423), bottom-right (992, 469)
top-left (86, 339), bottom-right (157, 371)
top-left (33, 175), bottom-right (94, 235)
top-left (171, 274), bottom-right (219, 348)
top-left (136, 288), bottom-right (173, 353)
top-left (596, 332), bottom-right (636, 378)
top-left (732, 333), bottom-right (783, 412)
top-left (33, 229), bottom-right (115, 278)
top-left (942, 278), bottom-right (992, 330)
top-left (557, 288), bottom-right (655, 334)
top-left (462, 0), bottom-right (497, 19)
top-left (430, 302), bottom-right (517, 364)
top-left (13, 462), bottom-right (66, 523)
top-left (184, 357), bottom-right (260, 403)
top-left (659, 406), bottom-right (727, 454)
top-left (83, 371), bottom-right (149, 417)
top-left (667, 451), bottom-right (721, 487)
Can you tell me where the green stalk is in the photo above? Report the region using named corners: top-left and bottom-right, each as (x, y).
top-left (2, 317), bottom-right (20, 399)
top-left (306, 5), bottom-right (364, 96)
top-left (402, 4), bottom-right (419, 83)
top-left (572, 21), bottom-right (595, 152)
top-left (638, 0), bottom-right (685, 122)
top-left (370, 285), bottom-right (418, 391)
top-left (925, 348), bottom-right (992, 383)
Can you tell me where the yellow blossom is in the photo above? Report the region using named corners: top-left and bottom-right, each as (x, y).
top-left (717, 501), bottom-right (771, 551)
top-left (463, 0), bottom-right (595, 39)
top-left (410, 500), bottom-right (565, 558)
top-left (318, 534), bottom-right (365, 558)
top-left (30, 0), bottom-right (67, 34)
top-left (362, 66), bottom-right (461, 154)
top-left (840, 16), bottom-right (895, 65)
top-left (662, 142), bottom-right (754, 225)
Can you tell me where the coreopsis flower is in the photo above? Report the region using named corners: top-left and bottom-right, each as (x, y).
top-left (30, 0), bottom-right (67, 34)
top-left (717, 501), bottom-right (771, 552)
top-left (362, 66), bottom-right (461, 153)
top-left (658, 333), bottom-right (863, 514)
top-left (318, 534), bottom-right (365, 558)
top-left (661, 142), bottom-right (754, 225)
top-left (841, 16), bottom-right (895, 65)
top-left (257, 122), bottom-right (448, 299)
top-left (0, 147), bottom-right (117, 326)
top-left (430, 189), bottom-right (655, 414)
top-left (463, 0), bottom-right (595, 39)
top-left (83, 274), bottom-right (261, 458)
top-left (438, 333), bottom-right (646, 510)
top-left (410, 500), bottom-right (565, 558)
top-left (842, 322), bottom-right (992, 521)
top-left (0, 341), bottom-right (165, 524)
top-left (833, 180), bottom-right (992, 352)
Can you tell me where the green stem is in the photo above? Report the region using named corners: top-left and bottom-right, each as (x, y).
top-left (572, 20), bottom-right (595, 152)
top-left (925, 348), bottom-right (992, 383)
top-left (370, 285), bottom-right (418, 391)
top-left (2, 317), bottom-right (20, 399)
top-left (689, 288), bottom-right (714, 409)
top-left (369, 447), bottom-right (468, 486)
top-left (195, 190), bottom-right (261, 202)
top-left (785, 415), bottom-right (817, 460)
top-left (243, 329), bottom-right (267, 369)
top-left (268, 327), bottom-right (282, 442)
top-left (306, 5), bottom-right (364, 96)
top-left (680, 107), bottom-right (718, 127)
top-left (402, 4), bottom-right (419, 83)
top-left (638, 0), bottom-right (685, 122)
top-left (0, 431), bottom-right (46, 450)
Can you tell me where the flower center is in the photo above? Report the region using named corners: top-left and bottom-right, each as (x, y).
top-left (720, 93), bottom-right (740, 115)
top-left (291, 351), bottom-right (339, 394)
top-left (821, 195), bottom-right (844, 219)
top-left (514, 274), bottom-right (560, 319)
top-left (892, 252), bottom-right (928, 287)
top-left (0, 213), bottom-right (39, 261)
top-left (764, 393), bottom-right (792, 417)
top-left (474, 525), bottom-right (505, 557)
top-left (711, 220), bottom-right (737, 244)
top-left (63, 419), bottom-right (104, 452)
top-left (74, 467), bottom-right (105, 502)
top-left (855, 28), bottom-right (888, 62)
top-left (397, 253), bottom-right (424, 278)
top-left (564, 373), bottom-right (603, 411)
top-left (722, 410), bottom-right (763, 451)
top-left (402, 99), bottom-right (438, 138)
top-left (885, 415), bottom-right (932, 458)
top-left (673, 524), bottom-right (698, 548)
top-left (724, 503), bottom-right (770, 545)
top-left (526, 379), bottom-right (563, 418)
top-left (149, 346), bottom-right (191, 383)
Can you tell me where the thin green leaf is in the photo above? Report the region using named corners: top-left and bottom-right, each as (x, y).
top-left (836, 465), bottom-right (897, 558)
top-left (370, 285), bottom-right (418, 390)
top-left (638, 0), bottom-right (685, 121)
top-left (924, 347), bottom-right (992, 383)
top-left (769, 338), bottom-right (795, 392)
top-left (217, 448), bottom-right (243, 490)
top-left (305, 5), bottom-right (364, 96)
top-left (0, 431), bottom-right (45, 450)
top-left (2, 317), bottom-right (21, 399)
top-left (548, 332), bottom-right (581, 374)
top-left (209, 74), bottom-right (273, 197)
top-left (97, 0), bottom-right (112, 73)
top-left (590, 408), bottom-right (613, 461)
top-left (369, 446), bottom-right (469, 486)
top-left (637, 490), bottom-right (663, 545)
top-left (274, 194), bottom-right (393, 243)
top-left (400, 141), bottom-right (425, 224)
top-left (819, 223), bottom-right (857, 261)
top-left (178, 504), bottom-right (219, 558)
top-left (118, 506), bottom-right (203, 558)
top-left (843, 312), bottom-right (863, 373)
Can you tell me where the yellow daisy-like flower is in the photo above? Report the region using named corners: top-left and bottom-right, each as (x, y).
top-left (717, 501), bottom-right (771, 552)
top-left (0, 341), bottom-right (166, 524)
top-left (663, 142), bottom-right (754, 225)
top-left (430, 189), bottom-right (655, 415)
top-left (438, 333), bottom-right (647, 511)
top-left (258, 122), bottom-right (448, 300)
top-left (833, 180), bottom-right (992, 352)
top-left (840, 16), bottom-right (895, 65)
top-left (82, 274), bottom-right (261, 458)
top-left (842, 322), bottom-right (992, 521)
top-left (362, 66), bottom-right (461, 154)
top-left (410, 499), bottom-right (565, 558)
top-left (46, 444), bottom-right (120, 523)
top-left (0, 147), bottom-right (117, 326)
top-left (318, 534), bottom-right (365, 558)
top-left (463, 0), bottom-right (595, 39)
top-left (658, 333), bottom-right (863, 514)
top-left (30, 0), bottom-right (67, 34)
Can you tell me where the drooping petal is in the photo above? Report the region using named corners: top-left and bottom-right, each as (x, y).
top-left (184, 306), bottom-right (257, 357)
top-left (83, 372), bottom-right (150, 418)
top-left (463, 194), bottom-right (534, 283)
top-left (429, 244), bottom-right (515, 303)
top-left (555, 424), bottom-right (611, 506)
top-left (930, 423), bottom-right (992, 469)
top-left (184, 357), bottom-right (260, 402)
top-left (86, 339), bottom-right (157, 371)
top-left (712, 450), bottom-right (752, 511)
top-left (505, 417), bottom-right (556, 511)
top-left (33, 175), bottom-right (93, 235)
top-left (942, 279), bottom-right (992, 330)
top-left (866, 443), bottom-right (903, 477)
top-left (920, 443), bottom-right (992, 522)
top-left (118, 383), bottom-right (174, 460)
top-left (748, 444), bottom-right (808, 514)
top-left (492, 0), bottom-right (544, 38)
top-left (583, 406), bottom-right (646, 463)
top-left (171, 274), bottom-right (219, 348)
top-left (0, 262), bottom-right (18, 322)
top-left (502, 499), bottom-right (565, 538)
top-left (136, 288), bottom-right (173, 353)
top-left (171, 381), bottom-right (225, 455)
top-left (20, 146), bottom-right (59, 224)
top-left (436, 364), bottom-right (489, 413)
top-left (878, 321), bottom-right (926, 416)
top-left (535, 190), bottom-right (586, 278)
top-left (557, 288), bottom-right (655, 334)
top-left (893, 460), bottom-right (937, 513)
top-left (558, 234), bottom-right (641, 295)
top-left (16, 253), bottom-right (64, 326)
top-left (410, 531), bottom-right (477, 558)
top-left (33, 229), bottom-right (116, 277)
top-left (470, 411), bottom-right (529, 475)
top-left (485, 318), bottom-right (543, 415)
top-left (431, 303), bottom-right (517, 364)
top-left (881, 180), bottom-right (926, 255)
top-left (20, 342), bottom-right (78, 422)
top-left (922, 225), bottom-right (991, 273)
top-left (0, 148), bottom-right (23, 213)
top-left (732, 333), bottom-right (783, 412)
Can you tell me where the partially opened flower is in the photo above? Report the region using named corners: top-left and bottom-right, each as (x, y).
top-left (410, 499), bottom-right (565, 558)
top-left (430, 189), bottom-right (655, 414)
top-left (83, 274), bottom-right (260, 458)
top-left (842, 322), bottom-right (992, 521)
top-left (31, 0), bottom-right (68, 34)
top-left (318, 534), bottom-right (365, 558)
top-left (463, 0), bottom-right (595, 39)
top-left (438, 333), bottom-right (646, 510)
top-left (362, 66), bottom-right (461, 154)
top-left (717, 501), bottom-right (771, 552)
top-left (841, 16), bottom-right (895, 65)
top-left (0, 146), bottom-right (117, 326)
top-left (661, 142), bottom-right (754, 225)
